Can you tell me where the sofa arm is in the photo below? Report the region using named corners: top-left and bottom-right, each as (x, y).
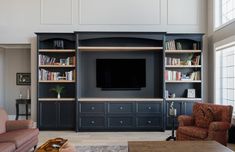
top-left (178, 115), bottom-right (194, 126)
top-left (6, 120), bottom-right (33, 131)
top-left (209, 121), bottom-right (230, 131)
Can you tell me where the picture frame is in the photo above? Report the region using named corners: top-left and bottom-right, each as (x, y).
top-left (187, 89), bottom-right (195, 98)
top-left (16, 73), bottom-right (31, 85)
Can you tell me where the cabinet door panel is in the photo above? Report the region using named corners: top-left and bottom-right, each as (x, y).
top-left (137, 116), bottom-right (162, 128)
top-left (108, 103), bottom-right (133, 114)
top-left (184, 102), bottom-right (194, 115)
top-left (39, 101), bottom-right (57, 129)
top-left (137, 102), bottom-right (162, 113)
top-left (108, 117), bottom-right (134, 128)
top-left (80, 117), bottom-right (105, 128)
top-left (58, 102), bottom-right (75, 129)
top-left (80, 102), bottom-right (105, 113)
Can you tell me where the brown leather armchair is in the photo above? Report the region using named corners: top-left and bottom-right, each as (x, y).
top-left (0, 107), bottom-right (39, 152)
top-left (176, 102), bottom-right (233, 146)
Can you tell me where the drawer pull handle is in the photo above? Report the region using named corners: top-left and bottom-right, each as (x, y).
top-left (148, 107), bottom-right (152, 110)
top-left (120, 120), bottom-right (123, 124)
top-left (91, 121), bottom-right (95, 124)
top-left (119, 106), bottom-right (124, 110)
top-left (147, 121), bottom-right (152, 124)
top-left (91, 106), bottom-right (95, 110)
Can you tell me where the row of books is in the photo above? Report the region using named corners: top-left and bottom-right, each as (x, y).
top-left (165, 70), bottom-right (182, 80)
top-left (38, 55), bottom-right (76, 66)
top-left (165, 57), bottom-right (181, 65)
top-left (192, 55), bottom-right (201, 65)
top-left (165, 40), bottom-right (183, 50)
top-left (165, 70), bottom-right (201, 81)
top-left (39, 69), bottom-right (75, 81)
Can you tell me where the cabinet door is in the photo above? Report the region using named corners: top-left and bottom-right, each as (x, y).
top-left (184, 101), bottom-right (194, 115)
top-left (39, 101), bottom-right (57, 129)
top-left (166, 101), bottom-right (183, 129)
top-left (58, 102), bottom-right (75, 129)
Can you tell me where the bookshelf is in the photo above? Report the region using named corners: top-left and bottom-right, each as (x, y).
top-left (36, 33), bottom-right (76, 130)
top-left (164, 34), bottom-right (203, 129)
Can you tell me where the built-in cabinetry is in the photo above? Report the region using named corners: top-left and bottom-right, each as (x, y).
top-left (36, 33), bottom-right (76, 130)
top-left (36, 32), bottom-right (203, 131)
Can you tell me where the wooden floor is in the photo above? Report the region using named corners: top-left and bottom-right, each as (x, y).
top-left (38, 131), bottom-right (235, 151)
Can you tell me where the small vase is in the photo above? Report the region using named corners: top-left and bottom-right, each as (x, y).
top-left (57, 93), bottom-right (61, 99)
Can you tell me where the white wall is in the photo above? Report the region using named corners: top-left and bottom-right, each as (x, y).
top-left (0, 48), bottom-right (31, 115)
top-left (0, 49), bottom-right (5, 107)
top-left (0, 0), bottom-right (207, 43)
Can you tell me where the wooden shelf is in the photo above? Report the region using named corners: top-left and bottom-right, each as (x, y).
top-left (78, 46), bottom-right (163, 51)
top-left (165, 65), bottom-right (201, 68)
top-left (39, 80), bottom-right (75, 83)
top-left (39, 65), bottom-right (76, 68)
top-left (38, 98), bottom-right (75, 101)
top-left (165, 98), bottom-right (202, 101)
top-left (165, 50), bottom-right (201, 53)
top-left (165, 80), bottom-right (201, 83)
top-left (39, 49), bottom-right (75, 53)
top-left (78, 98), bottom-right (164, 102)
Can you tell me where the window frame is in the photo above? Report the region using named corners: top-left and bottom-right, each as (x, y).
top-left (214, 35), bottom-right (235, 117)
top-left (214, 0), bottom-right (235, 31)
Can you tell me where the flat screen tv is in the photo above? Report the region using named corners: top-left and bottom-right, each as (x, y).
top-left (96, 59), bottom-right (146, 90)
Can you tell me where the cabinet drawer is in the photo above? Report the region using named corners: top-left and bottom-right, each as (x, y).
top-left (80, 103), bottom-right (105, 113)
top-left (137, 117), bottom-right (162, 128)
top-left (108, 103), bottom-right (133, 114)
top-left (108, 117), bottom-right (134, 128)
top-left (137, 102), bottom-right (162, 113)
top-left (79, 117), bottom-right (105, 128)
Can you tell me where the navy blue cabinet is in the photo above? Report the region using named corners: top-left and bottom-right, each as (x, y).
top-left (78, 101), bottom-right (164, 131)
top-left (39, 101), bottom-right (75, 130)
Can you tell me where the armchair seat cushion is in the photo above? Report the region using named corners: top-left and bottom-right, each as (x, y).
top-left (0, 142), bottom-right (15, 152)
top-left (177, 126), bottom-right (208, 139)
top-left (0, 128), bottom-right (39, 148)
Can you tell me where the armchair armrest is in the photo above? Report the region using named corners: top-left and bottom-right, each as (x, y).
top-left (209, 121), bottom-right (230, 131)
top-left (6, 120), bottom-right (33, 131)
top-left (178, 115), bottom-right (194, 126)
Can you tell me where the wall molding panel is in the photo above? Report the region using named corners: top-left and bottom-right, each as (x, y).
top-left (78, 0), bottom-right (161, 25)
top-left (167, 0), bottom-right (199, 25)
top-left (40, 0), bottom-right (73, 25)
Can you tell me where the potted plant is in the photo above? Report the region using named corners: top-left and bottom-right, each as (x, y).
top-left (51, 85), bottom-right (64, 99)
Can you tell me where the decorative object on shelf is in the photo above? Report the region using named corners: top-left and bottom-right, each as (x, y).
top-left (166, 102), bottom-right (177, 141)
top-left (165, 90), bottom-right (169, 98)
top-left (187, 89), bottom-right (196, 98)
top-left (16, 73), bottom-right (31, 85)
top-left (51, 85), bottom-right (64, 99)
top-left (27, 88), bottom-right (30, 99)
top-left (19, 91), bottom-right (22, 99)
top-left (53, 40), bottom-right (64, 49)
top-left (193, 43), bottom-right (197, 50)
top-left (169, 93), bottom-right (176, 98)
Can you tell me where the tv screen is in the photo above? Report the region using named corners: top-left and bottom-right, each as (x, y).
top-left (96, 59), bottom-right (146, 90)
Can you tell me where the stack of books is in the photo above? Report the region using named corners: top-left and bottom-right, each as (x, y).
top-left (192, 55), bottom-right (201, 65)
top-left (39, 55), bottom-right (76, 66)
top-left (165, 70), bottom-right (182, 80)
top-left (39, 69), bottom-right (75, 81)
top-left (165, 57), bottom-right (181, 65)
top-left (165, 40), bottom-right (176, 50)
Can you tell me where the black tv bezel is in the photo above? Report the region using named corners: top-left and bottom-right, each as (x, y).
top-left (96, 58), bottom-right (146, 90)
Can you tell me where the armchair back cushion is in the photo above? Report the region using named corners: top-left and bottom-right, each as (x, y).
top-left (193, 103), bottom-right (233, 124)
top-left (0, 108), bottom-right (8, 134)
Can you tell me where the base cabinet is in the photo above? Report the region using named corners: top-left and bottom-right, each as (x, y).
top-left (77, 101), bottom-right (164, 131)
top-left (166, 101), bottom-right (195, 129)
top-left (39, 101), bottom-right (75, 130)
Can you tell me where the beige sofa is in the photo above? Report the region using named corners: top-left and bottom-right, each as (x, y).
top-left (0, 107), bottom-right (39, 152)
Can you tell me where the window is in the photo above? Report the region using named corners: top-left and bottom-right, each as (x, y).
top-left (216, 42), bottom-right (235, 116)
top-left (214, 0), bottom-right (235, 29)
